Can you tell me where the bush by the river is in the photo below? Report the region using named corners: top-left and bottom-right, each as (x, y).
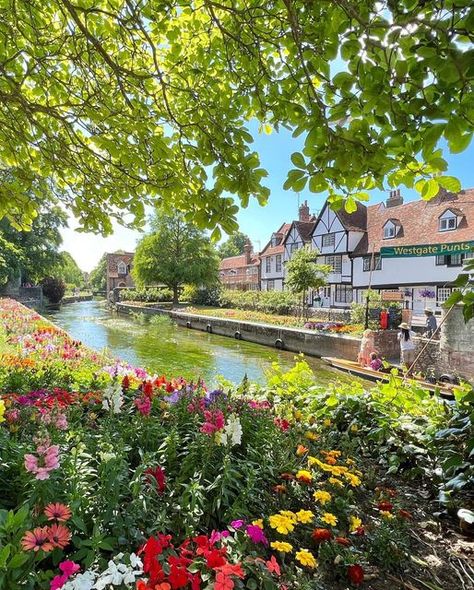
top-left (219, 290), bottom-right (299, 315)
top-left (0, 299), bottom-right (472, 590)
top-left (120, 287), bottom-right (174, 303)
top-left (41, 276), bottom-right (66, 305)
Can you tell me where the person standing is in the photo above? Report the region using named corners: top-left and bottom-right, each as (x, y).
top-left (424, 309), bottom-right (437, 337)
top-left (398, 322), bottom-right (417, 372)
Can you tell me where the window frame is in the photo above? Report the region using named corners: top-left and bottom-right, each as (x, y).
top-left (334, 285), bottom-right (353, 304)
top-left (265, 256), bottom-right (271, 273)
top-left (117, 261), bottom-right (127, 275)
top-left (321, 233), bottom-right (336, 248)
top-left (362, 254), bottom-right (382, 272)
top-left (439, 216), bottom-right (457, 232)
top-left (275, 254), bottom-right (282, 273)
top-left (383, 222), bottom-right (397, 239)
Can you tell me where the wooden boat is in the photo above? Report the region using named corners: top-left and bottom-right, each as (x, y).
top-left (322, 357), bottom-right (455, 400)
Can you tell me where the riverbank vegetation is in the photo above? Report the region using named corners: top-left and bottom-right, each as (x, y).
top-left (0, 298), bottom-right (472, 590)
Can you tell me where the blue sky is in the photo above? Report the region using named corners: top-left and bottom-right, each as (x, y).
top-left (61, 123), bottom-right (474, 271)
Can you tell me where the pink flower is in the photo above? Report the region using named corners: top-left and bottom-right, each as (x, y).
top-left (231, 520), bottom-right (244, 529)
top-left (24, 443), bottom-right (60, 480)
top-left (50, 561), bottom-right (80, 590)
top-left (134, 395), bottom-right (151, 416)
top-left (24, 454), bottom-right (38, 472)
top-left (55, 414), bottom-right (68, 430)
top-left (246, 525), bottom-right (268, 545)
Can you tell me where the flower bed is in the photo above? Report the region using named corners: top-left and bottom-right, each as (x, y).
top-left (0, 299), bottom-right (472, 590)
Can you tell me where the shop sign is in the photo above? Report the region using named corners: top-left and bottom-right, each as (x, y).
top-left (380, 240), bottom-right (474, 258)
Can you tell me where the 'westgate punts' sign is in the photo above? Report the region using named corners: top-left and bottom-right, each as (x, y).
top-left (380, 240), bottom-right (474, 258)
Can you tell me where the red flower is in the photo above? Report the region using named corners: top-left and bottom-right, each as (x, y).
top-left (280, 473), bottom-right (295, 481)
top-left (206, 549), bottom-right (227, 569)
top-left (122, 375), bottom-right (130, 390)
top-left (168, 564), bottom-right (188, 589)
top-left (398, 509), bottom-right (413, 519)
top-left (274, 417), bottom-right (290, 431)
top-left (311, 528), bottom-right (332, 543)
top-left (335, 536), bottom-right (351, 546)
top-left (145, 466), bottom-right (166, 494)
top-left (142, 381), bottom-right (154, 398)
top-left (348, 564), bottom-right (364, 585)
top-left (354, 526), bottom-right (365, 536)
top-left (377, 501), bottom-right (393, 512)
top-left (266, 555), bottom-right (281, 576)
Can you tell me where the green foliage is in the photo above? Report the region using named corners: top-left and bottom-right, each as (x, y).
top-left (350, 290), bottom-right (402, 328)
top-left (0, 3), bottom-right (470, 231)
top-left (219, 289), bottom-right (299, 315)
top-left (89, 254), bottom-right (107, 293)
top-left (133, 209), bottom-right (220, 303)
top-left (286, 247), bottom-right (331, 314)
top-left (120, 287), bottom-right (173, 303)
top-left (54, 252), bottom-right (84, 289)
top-left (41, 277), bottom-right (66, 304)
top-left (0, 205), bottom-right (66, 285)
top-left (149, 314), bottom-right (174, 328)
top-left (190, 286), bottom-right (224, 307)
top-left (218, 232), bottom-right (251, 259)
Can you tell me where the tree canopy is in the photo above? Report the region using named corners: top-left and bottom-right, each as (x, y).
top-left (286, 247), bottom-right (331, 312)
top-left (218, 232), bottom-right (251, 259)
top-left (89, 254), bottom-right (108, 293)
top-left (1, 1), bottom-right (472, 233)
top-left (0, 205), bottom-right (66, 286)
top-left (55, 252), bottom-right (84, 289)
top-left (133, 210), bottom-right (220, 303)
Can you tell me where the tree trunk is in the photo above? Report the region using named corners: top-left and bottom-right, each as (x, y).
top-left (172, 285), bottom-right (179, 306)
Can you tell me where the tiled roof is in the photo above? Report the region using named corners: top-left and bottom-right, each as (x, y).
top-left (260, 223), bottom-right (291, 256)
top-left (294, 220), bottom-right (316, 243)
top-left (336, 202), bottom-right (367, 232)
top-left (219, 254), bottom-right (260, 270)
top-left (352, 189), bottom-right (474, 257)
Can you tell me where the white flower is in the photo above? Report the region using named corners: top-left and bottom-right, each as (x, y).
top-left (220, 414), bottom-right (243, 446)
top-left (63, 571), bottom-right (95, 590)
top-left (130, 553), bottom-right (143, 569)
top-left (102, 381), bottom-right (123, 414)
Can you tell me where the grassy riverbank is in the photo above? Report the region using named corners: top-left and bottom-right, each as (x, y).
top-left (0, 298), bottom-right (472, 590)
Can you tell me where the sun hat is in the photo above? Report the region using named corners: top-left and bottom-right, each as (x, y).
top-left (399, 322), bottom-right (410, 329)
top-left (425, 308), bottom-right (434, 314)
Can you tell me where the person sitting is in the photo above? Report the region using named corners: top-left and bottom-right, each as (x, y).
top-left (398, 322), bottom-right (417, 373)
top-left (369, 352), bottom-right (383, 371)
top-left (424, 309), bottom-right (437, 338)
top-left (357, 329), bottom-right (374, 367)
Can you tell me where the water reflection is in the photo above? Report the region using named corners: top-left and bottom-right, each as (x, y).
top-left (46, 300), bottom-right (354, 386)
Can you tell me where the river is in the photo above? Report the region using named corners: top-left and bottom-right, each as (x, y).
top-left (46, 300), bottom-right (356, 386)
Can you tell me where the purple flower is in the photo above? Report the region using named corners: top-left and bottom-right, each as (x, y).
top-left (230, 519), bottom-right (245, 529)
top-left (246, 525), bottom-right (268, 545)
top-left (209, 530), bottom-right (230, 544)
top-left (204, 389), bottom-right (225, 406)
top-left (164, 390), bottom-right (182, 404)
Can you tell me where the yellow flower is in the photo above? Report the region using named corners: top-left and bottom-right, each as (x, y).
top-left (270, 541), bottom-right (293, 553)
top-left (295, 549), bottom-right (318, 569)
top-left (321, 512), bottom-right (338, 526)
top-left (328, 477), bottom-right (344, 487)
top-left (294, 410), bottom-right (303, 421)
top-left (296, 469), bottom-right (312, 483)
top-left (305, 431), bottom-right (319, 441)
top-left (330, 465), bottom-right (348, 476)
top-left (350, 424), bottom-right (359, 432)
top-left (307, 455), bottom-right (319, 467)
top-left (0, 399), bottom-right (5, 423)
top-left (349, 516), bottom-right (362, 533)
top-left (252, 519), bottom-right (263, 529)
top-left (323, 418), bottom-right (331, 427)
top-left (345, 458), bottom-right (356, 466)
top-left (344, 472), bottom-right (362, 487)
top-left (381, 511), bottom-right (394, 520)
top-left (269, 514), bottom-right (295, 535)
top-left (280, 510), bottom-right (297, 523)
top-left (313, 490), bottom-right (332, 505)
top-left (296, 510), bottom-right (314, 524)
top-left (296, 444), bottom-right (308, 456)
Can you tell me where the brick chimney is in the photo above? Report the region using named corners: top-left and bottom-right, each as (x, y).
top-left (299, 200), bottom-right (310, 221)
top-left (386, 189), bottom-right (403, 208)
top-left (243, 239), bottom-right (252, 264)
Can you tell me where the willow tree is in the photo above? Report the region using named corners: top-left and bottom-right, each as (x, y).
top-left (0, 1), bottom-right (472, 233)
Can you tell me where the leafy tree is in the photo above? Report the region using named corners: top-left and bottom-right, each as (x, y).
top-left (0, 237), bottom-right (23, 287)
top-left (41, 277), bottom-right (66, 304)
top-left (54, 252), bottom-right (84, 290)
top-left (286, 247), bottom-right (331, 317)
top-left (89, 254), bottom-right (108, 293)
top-left (133, 210), bottom-right (219, 304)
top-left (0, 205), bottom-right (66, 285)
top-left (0, 2), bottom-right (471, 232)
top-left (218, 232), bottom-right (250, 259)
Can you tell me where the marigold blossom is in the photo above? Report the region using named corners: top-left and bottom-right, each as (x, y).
top-left (321, 512), bottom-right (338, 526)
top-left (295, 549), bottom-right (318, 569)
top-left (313, 490), bottom-right (332, 505)
top-left (270, 541), bottom-right (293, 553)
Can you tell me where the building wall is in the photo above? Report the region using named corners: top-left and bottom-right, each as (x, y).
top-left (106, 253), bottom-right (135, 294)
top-left (440, 305), bottom-right (474, 381)
top-left (260, 253), bottom-right (284, 289)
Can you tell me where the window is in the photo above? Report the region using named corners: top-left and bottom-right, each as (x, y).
top-left (117, 261), bottom-right (127, 275)
top-left (265, 257), bottom-right (271, 273)
top-left (335, 285), bottom-right (353, 303)
top-left (362, 255), bottom-right (382, 271)
top-left (325, 255), bottom-right (342, 273)
top-left (275, 254), bottom-right (282, 273)
top-left (437, 287), bottom-right (453, 305)
top-left (383, 223), bottom-right (396, 239)
top-left (448, 254), bottom-right (463, 267)
top-left (267, 279), bottom-right (275, 291)
top-left (439, 216), bottom-right (457, 231)
top-left (436, 255), bottom-right (446, 266)
top-left (322, 233), bottom-right (335, 248)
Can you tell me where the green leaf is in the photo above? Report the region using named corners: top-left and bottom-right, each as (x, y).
top-left (449, 132), bottom-right (472, 154)
top-left (437, 176), bottom-right (461, 193)
top-left (345, 196), bottom-right (357, 213)
top-left (418, 179), bottom-right (439, 200)
top-left (290, 152), bottom-right (306, 169)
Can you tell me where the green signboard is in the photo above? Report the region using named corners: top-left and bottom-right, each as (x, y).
top-left (380, 240), bottom-right (474, 258)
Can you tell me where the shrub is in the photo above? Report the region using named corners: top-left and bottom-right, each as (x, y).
top-left (41, 276), bottom-right (66, 304)
top-left (350, 290), bottom-right (401, 329)
top-left (190, 286), bottom-right (223, 307)
top-left (120, 287), bottom-right (173, 303)
top-left (220, 290), bottom-right (298, 315)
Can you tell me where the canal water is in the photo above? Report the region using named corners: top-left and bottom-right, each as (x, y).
top-left (46, 300), bottom-right (355, 386)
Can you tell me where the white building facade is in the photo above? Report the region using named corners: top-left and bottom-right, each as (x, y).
top-left (260, 223), bottom-right (290, 291)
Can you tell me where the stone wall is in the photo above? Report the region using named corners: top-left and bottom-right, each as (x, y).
top-left (439, 305), bottom-right (474, 381)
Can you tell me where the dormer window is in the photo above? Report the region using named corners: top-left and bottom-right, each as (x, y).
top-left (117, 261), bottom-right (127, 275)
top-left (438, 210), bottom-right (458, 232)
top-left (271, 233), bottom-right (281, 247)
top-left (383, 220), bottom-right (399, 239)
